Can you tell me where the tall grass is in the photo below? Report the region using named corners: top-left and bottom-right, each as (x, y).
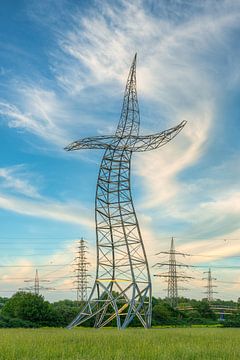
top-left (0, 327), bottom-right (239, 360)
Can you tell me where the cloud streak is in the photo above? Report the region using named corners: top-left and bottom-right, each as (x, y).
top-left (46, 0), bottom-right (240, 210)
top-left (0, 192), bottom-right (93, 228)
top-left (0, 165), bottom-right (41, 198)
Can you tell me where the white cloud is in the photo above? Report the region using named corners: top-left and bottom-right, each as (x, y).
top-left (0, 192), bottom-right (93, 228)
top-left (0, 239), bottom-right (96, 301)
top-left (0, 86), bottom-right (69, 146)
top-left (0, 165), bottom-right (41, 198)
top-left (47, 0), bottom-right (240, 211)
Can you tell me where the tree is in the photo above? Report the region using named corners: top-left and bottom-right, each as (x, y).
top-left (196, 301), bottom-right (217, 320)
top-left (52, 300), bottom-right (81, 326)
top-left (152, 302), bottom-right (184, 325)
top-left (2, 292), bottom-right (54, 325)
top-left (0, 297), bottom-right (8, 309)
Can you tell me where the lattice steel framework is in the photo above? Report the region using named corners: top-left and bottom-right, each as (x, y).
top-left (65, 54), bottom-right (186, 329)
top-left (203, 268), bottom-right (217, 302)
top-left (34, 269), bottom-right (40, 295)
top-left (154, 237), bottom-right (192, 308)
top-left (73, 238), bottom-right (90, 302)
top-left (168, 238), bottom-right (178, 307)
top-left (19, 269), bottom-right (53, 295)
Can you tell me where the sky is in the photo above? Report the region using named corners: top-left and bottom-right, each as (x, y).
top-left (0, 0), bottom-right (240, 302)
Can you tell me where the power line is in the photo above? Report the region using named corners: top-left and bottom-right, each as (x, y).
top-left (191, 254), bottom-right (240, 258)
top-left (0, 263), bottom-right (70, 268)
top-left (0, 236), bottom-right (80, 239)
top-left (192, 265), bottom-right (240, 269)
top-left (0, 275), bottom-right (74, 281)
top-left (0, 288), bottom-right (75, 293)
top-left (39, 262), bottom-right (73, 280)
top-left (0, 251), bottom-right (74, 257)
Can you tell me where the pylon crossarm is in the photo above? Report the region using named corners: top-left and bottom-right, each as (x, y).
top-left (131, 120), bottom-right (187, 152)
top-left (65, 120), bottom-right (186, 152)
top-left (64, 135), bottom-right (115, 151)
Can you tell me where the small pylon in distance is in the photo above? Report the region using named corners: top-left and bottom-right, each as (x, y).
top-left (73, 238), bottom-right (91, 303)
top-left (154, 237), bottom-right (193, 308)
top-left (203, 268), bottom-right (217, 302)
top-left (19, 269), bottom-right (54, 295)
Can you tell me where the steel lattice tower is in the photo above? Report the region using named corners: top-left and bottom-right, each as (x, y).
top-left (65, 54), bottom-right (186, 329)
top-left (74, 238), bottom-right (90, 302)
top-left (154, 237), bottom-right (192, 308)
top-left (203, 268), bottom-right (217, 302)
top-left (34, 269), bottom-right (40, 295)
top-left (168, 238), bottom-right (178, 307)
top-left (19, 269), bottom-right (53, 295)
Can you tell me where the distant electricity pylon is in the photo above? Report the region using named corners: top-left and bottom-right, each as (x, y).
top-left (203, 268), bottom-right (217, 302)
top-left (19, 269), bottom-right (54, 295)
top-left (73, 238), bottom-right (91, 302)
top-left (154, 237), bottom-right (193, 308)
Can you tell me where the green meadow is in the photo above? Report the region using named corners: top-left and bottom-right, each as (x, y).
top-left (0, 327), bottom-right (240, 360)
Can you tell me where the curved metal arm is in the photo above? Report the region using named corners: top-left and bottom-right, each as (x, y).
top-left (64, 135), bottom-right (115, 151)
top-left (130, 120), bottom-right (187, 152)
top-left (64, 121), bottom-right (187, 152)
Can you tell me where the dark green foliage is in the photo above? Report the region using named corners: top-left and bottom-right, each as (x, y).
top-left (222, 314), bottom-right (240, 327)
top-left (1, 292), bottom-right (54, 326)
top-left (52, 300), bottom-right (86, 327)
top-left (0, 314), bottom-right (37, 328)
top-left (0, 297), bottom-right (8, 309)
top-left (223, 320), bottom-right (240, 327)
top-left (152, 302), bottom-right (183, 325)
top-left (195, 301), bottom-right (217, 320)
top-left (0, 293), bottom-right (240, 328)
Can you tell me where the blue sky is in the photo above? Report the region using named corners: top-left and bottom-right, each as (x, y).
top-left (0, 0), bottom-right (240, 301)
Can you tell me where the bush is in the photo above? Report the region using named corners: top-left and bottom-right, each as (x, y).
top-left (1, 292), bottom-right (54, 326)
top-left (0, 314), bottom-right (37, 328)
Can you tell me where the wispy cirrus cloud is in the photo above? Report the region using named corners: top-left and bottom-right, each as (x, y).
top-left (180, 192), bottom-right (240, 240)
top-left (47, 0), bottom-right (240, 211)
top-left (0, 192), bottom-right (93, 228)
top-left (1, 1), bottom-right (239, 221)
top-left (0, 165), bottom-right (41, 198)
top-left (0, 164), bottom-right (93, 228)
top-left (0, 86), bottom-right (69, 146)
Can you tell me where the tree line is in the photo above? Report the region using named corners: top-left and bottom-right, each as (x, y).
top-left (0, 292), bottom-right (240, 328)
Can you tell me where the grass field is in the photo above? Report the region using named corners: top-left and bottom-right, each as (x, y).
top-left (1, 327), bottom-right (240, 360)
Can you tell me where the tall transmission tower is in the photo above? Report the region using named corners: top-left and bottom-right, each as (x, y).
top-left (73, 238), bottom-right (91, 302)
top-left (34, 268), bottom-right (40, 295)
top-left (65, 54), bottom-right (187, 329)
top-left (154, 237), bottom-right (193, 308)
top-left (203, 268), bottom-right (217, 302)
top-left (19, 269), bottom-right (54, 295)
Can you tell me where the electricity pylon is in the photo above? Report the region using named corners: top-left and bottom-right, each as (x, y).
top-left (65, 54), bottom-right (186, 329)
top-left (73, 238), bottom-right (91, 302)
top-left (154, 237), bottom-right (193, 308)
top-left (203, 268), bottom-right (217, 302)
top-left (19, 269), bottom-right (54, 295)
top-left (34, 268), bottom-right (40, 295)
